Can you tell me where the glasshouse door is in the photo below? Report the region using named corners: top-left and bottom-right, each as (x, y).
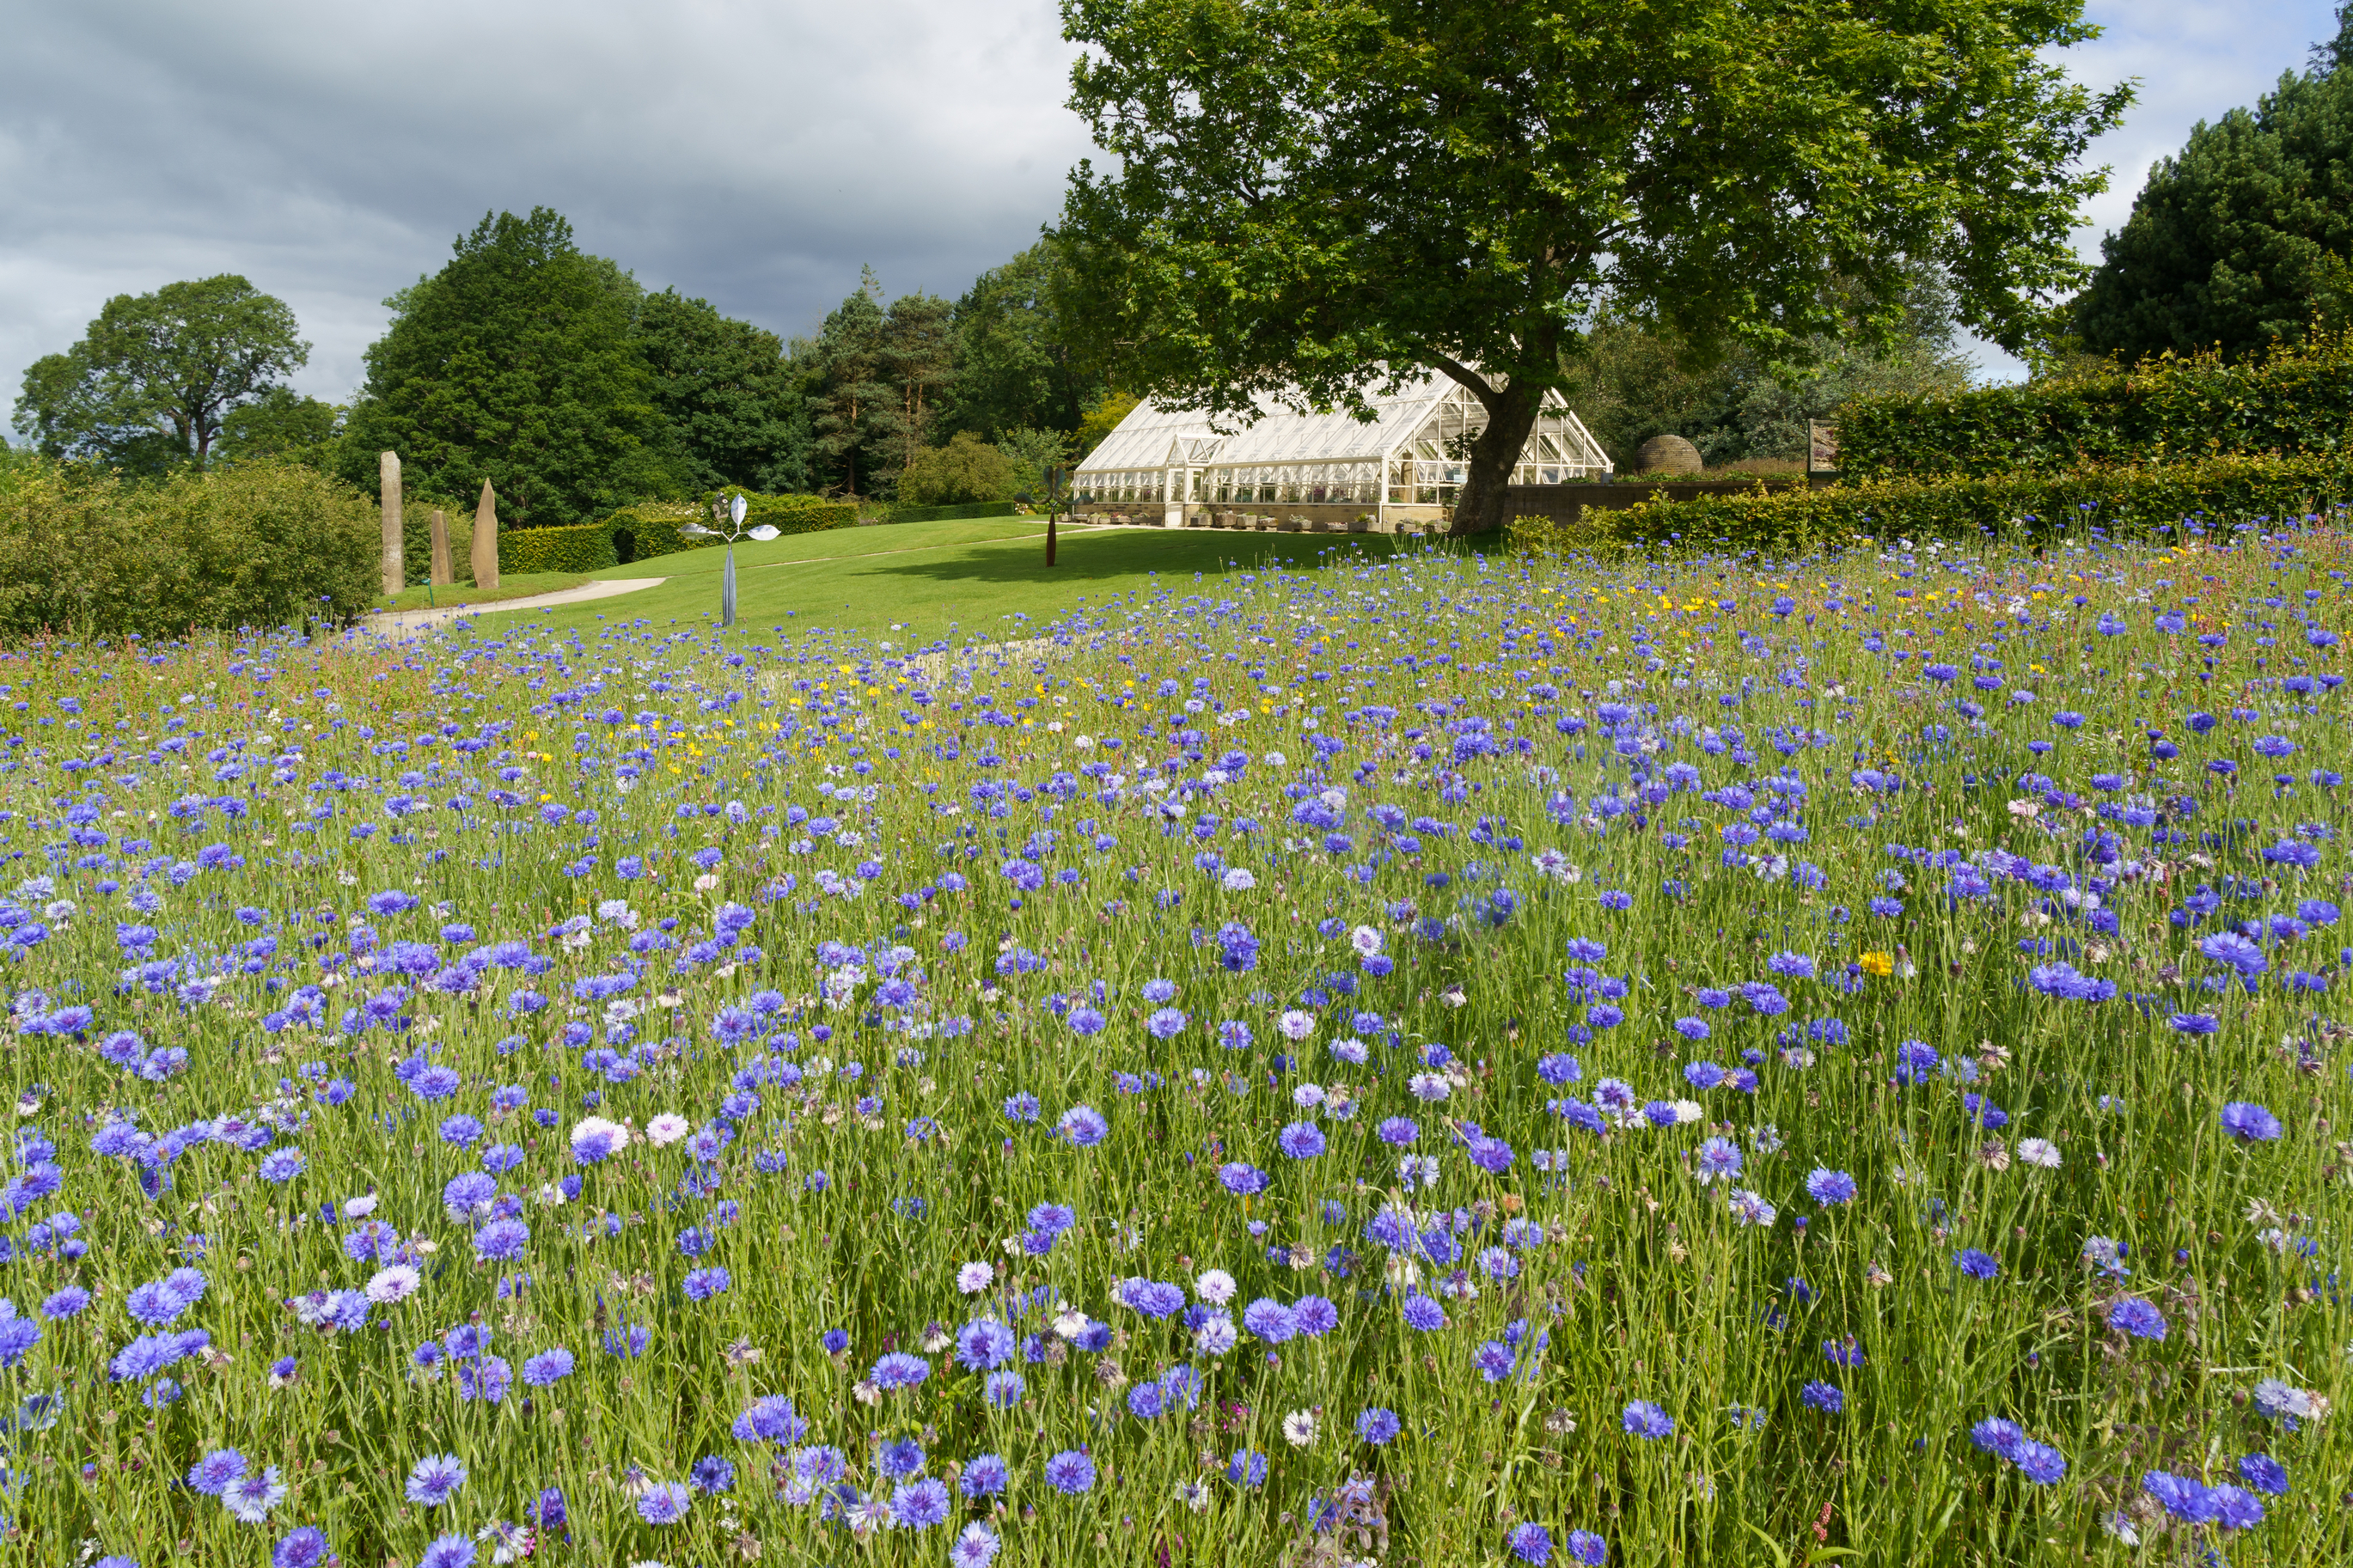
top-left (1164, 469), bottom-right (1185, 528)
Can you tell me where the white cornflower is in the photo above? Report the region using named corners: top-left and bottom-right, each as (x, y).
top-left (2017, 1138), bottom-right (2062, 1169)
top-left (645, 1113), bottom-right (691, 1147)
top-left (1281, 1409), bottom-right (1318, 1446)
top-left (1194, 1269), bottom-right (1237, 1305)
top-left (364, 1265), bottom-right (422, 1304)
top-left (956, 1261), bottom-right (995, 1295)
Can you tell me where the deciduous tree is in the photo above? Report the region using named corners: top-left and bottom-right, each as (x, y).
top-left (339, 208), bottom-right (676, 528)
top-left (11, 275), bottom-right (307, 473)
top-left (1056, 0), bottom-right (2130, 533)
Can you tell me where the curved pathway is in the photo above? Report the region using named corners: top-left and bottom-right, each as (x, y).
top-left (365, 577), bottom-right (667, 635)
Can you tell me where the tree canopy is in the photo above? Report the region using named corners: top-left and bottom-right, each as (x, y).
top-left (339, 208), bottom-right (676, 528)
top-left (1055, 0), bottom-right (2130, 532)
top-left (11, 275), bottom-right (308, 473)
top-left (636, 288), bottom-right (810, 494)
top-left (2075, 9), bottom-right (2353, 361)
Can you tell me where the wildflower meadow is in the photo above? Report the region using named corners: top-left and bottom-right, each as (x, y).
top-left (0, 520), bottom-right (2347, 1567)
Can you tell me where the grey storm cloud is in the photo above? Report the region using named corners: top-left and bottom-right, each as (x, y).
top-left (0, 0), bottom-right (1091, 408)
top-left (0, 0), bottom-right (2344, 408)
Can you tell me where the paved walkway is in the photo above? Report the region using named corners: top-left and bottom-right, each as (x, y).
top-left (364, 577), bottom-right (666, 635)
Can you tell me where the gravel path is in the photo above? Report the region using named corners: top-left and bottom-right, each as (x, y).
top-left (364, 577), bottom-right (667, 635)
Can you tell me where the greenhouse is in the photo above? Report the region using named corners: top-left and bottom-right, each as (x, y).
top-left (1071, 369), bottom-right (1611, 531)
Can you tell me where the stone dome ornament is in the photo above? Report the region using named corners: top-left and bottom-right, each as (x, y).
top-left (1634, 434), bottom-right (1703, 474)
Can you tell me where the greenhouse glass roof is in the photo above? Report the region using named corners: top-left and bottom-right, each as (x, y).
top-left (1074, 368), bottom-right (1610, 476)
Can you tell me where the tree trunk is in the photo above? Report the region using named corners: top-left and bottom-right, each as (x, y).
top-left (1450, 380), bottom-right (1541, 538)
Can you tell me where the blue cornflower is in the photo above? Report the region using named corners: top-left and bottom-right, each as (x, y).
top-left (1057, 1105), bottom-right (1109, 1146)
top-left (1507, 1522), bottom-right (1553, 1563)
top-left (1356, 1406), bottom-right (1401, 1445)
top-left (2238, 1452), bottom-right (2289, 1496)
top-left (1400, 1294), bottom-right (1446, 1331)
top-left (1042, 1449), bottom-right (1096, 1494)
top-left (891, 1475), bottom-right (952, 1530)
top-left (2105, 1296), bottom-right (2166, 1340)
top-left (871, 1351), bottom-right (931, 1389)
top-left (960, 1453), bottom-right (1010, 1497)
top-left (1800, 1381), bottom-right (1843, 1413)
top-left (2220, 1101), bottom-right (2282, 1142)
top-left (1620, 1400), bottom-right (1673, 1439)
top-left (1803, 1168), bottom-right (1857, 1205)
top-left (405, 1453), bottom-right (467, 1507)
top-left (690, 1455), bottom-right (736, 1494)
top-left (1955, 1248), bottom-right (2002, 1280)
top-left (1278, 1120), bottom-right (1327, 1159)
top-left (637, 1481), bottom-right (691, 1524)
top-left (522, 1349), bottom-right (575, 1386)
top-left (187, 1449), bottom-right (248, 1495)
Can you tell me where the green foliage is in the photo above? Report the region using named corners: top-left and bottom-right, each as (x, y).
top-left (993, 426), bottom-right (1073, 499)
top-left (898, 431), bottom-right (1016, 506)
top-left (634, 288), bottom-right (810, 493)
top-left (939, 240), bottom-right (1101, 442)
top-left (1073, 389), bottom-right (1139, 462)
top-left (1604, 452), bottom-right (2353, 556)
top-left (10, 275), bottom-right (309, 472)
top-left (1058, 0), bottom-right (2129, 532)
top-left (496, 522), bottom-right (620, 577)
top-left (1564, 273), bottom-right (1973, 467)
top-left (599, 494), bottom-right (857, 564)
top-left (795, 270), bottom-right (958, 501)
top-left (339, 208), bottom-right (678, 528)
top-left (217, 387), bottom-right (345, 468)
top-left (880, 499), bottom-right (1023, 524)
top-left (2076, 11), bottom-right (2353, 360)
top-left (0, 455), bottom-right (373, 636)
top-left (1837, 334), bottom-right (2353, 478)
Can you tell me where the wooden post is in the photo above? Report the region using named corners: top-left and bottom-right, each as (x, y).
top-left (379, 452), bottom-right (403, 596)
top-left (429, 509), bottom-right (454, 586)
top-left (471, 480), bottom-right (500, 590)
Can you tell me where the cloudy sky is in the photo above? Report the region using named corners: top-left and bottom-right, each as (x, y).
top-left (1, 0), bottom-right (2341, 418)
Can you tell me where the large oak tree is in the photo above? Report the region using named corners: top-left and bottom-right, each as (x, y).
top-left (11, 275), bottom-right (307, 473)
top-left (1055, 0), bottom-right (2130, 533)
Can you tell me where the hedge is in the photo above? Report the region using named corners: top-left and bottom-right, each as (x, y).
top-left (1837, 335), bottom-right (2353, 479)
top-left (498, 522), bottom-right (620, 576)
top-left (878, 499), bottom-right (1022, 524)
top-left (1531, 452), bottom-right (2353, 558)
top-left (0, 456), bottom-right (376, 637)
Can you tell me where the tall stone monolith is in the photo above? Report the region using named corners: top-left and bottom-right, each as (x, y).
top-left (471, 480), bottom-right (501, 590)
top-left (379, 452), bottom-right (404, 596)
top-left (429, 509), bottom-right (454, 586)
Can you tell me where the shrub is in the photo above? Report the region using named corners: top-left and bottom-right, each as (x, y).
top-left (599, 493), bottom-right (857, 565)
top-left (899, 432), bottom-right (1018, 506)
top-left (498, 522), bottom-right (619, 576)
top-left (881, 499), bottom-right (1023, 524)
top-left (0, 456), bottom-right (375, 637)
top-left (1607, 452), bottom-right (2353, 556)
top-left (1836, 335), bottom-right (2353, 478)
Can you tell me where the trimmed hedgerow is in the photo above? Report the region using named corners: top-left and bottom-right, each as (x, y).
top-left (1597, 452), bottom-right (2353, 556)
top-left (878, 499), bottom-right (1023, 524)
top-left (497, 522), bottom-right (619, 576)
top-left (1837, 336), bottom-right (2353, 479)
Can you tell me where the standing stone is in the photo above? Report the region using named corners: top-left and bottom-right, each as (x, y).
top-left (379, 452), bottom-right (404, 596)
top-left (429, 509), bottom-right (454, 586)
top-left (471, 480), bottom-right (500, 591)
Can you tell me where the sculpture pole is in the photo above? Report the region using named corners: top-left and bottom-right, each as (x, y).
top-left (429, 509), bottom-right (454, 587)
top-left (379, 452), bottom-right (403, 596)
